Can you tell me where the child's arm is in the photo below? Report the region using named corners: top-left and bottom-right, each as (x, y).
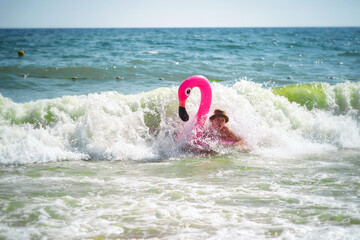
top-left (223, 127), bottom-right (249, 150)
top-left (222, 127), bottom-right (242, 142)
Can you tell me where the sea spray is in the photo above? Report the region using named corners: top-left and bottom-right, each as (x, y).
top-left (235, 80), bottom-right (360, 156)
top-left (1, 81), bottom-right (360, 164)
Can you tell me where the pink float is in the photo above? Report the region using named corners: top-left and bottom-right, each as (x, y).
top-left (178, 75), bottom-right (212, 132)
top-left (178, 75), bottom-right (236, 148)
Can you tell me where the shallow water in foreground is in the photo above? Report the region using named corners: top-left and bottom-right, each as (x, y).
top-left (1, 150), bottom-right (359, 239)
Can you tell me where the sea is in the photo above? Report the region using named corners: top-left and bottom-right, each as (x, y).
top-left (0, 28), bottom-right (359, 239)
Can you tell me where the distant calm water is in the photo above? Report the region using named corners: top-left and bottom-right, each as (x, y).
top-left (1, 28), bottom-right (359, 102)
top-left (0, 28), bottom-right (360, 239)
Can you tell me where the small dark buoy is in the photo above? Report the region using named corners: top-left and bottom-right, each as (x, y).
top-left (72, 76), bottom-right (78, 81)
top-left (287, 76), bottom-right (292, 79)
top-left (18, 50), bottom-right (24, 57)
top-left (159, 77), bottom-right (164, 81)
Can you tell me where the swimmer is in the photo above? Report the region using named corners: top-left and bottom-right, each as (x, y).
top-left (18, 50), bottom-right (24, 57)
top-left (205, 109), bottom-right (248, 150)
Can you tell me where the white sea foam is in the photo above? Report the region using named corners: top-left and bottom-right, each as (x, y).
top-left (143, 50), bottom-right (159, 54)
top-left (1, 152), bottom-right (359, 239)
top-left (0, 81), bottom-right (359, 164)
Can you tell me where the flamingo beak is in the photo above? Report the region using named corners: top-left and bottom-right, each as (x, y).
top-left (179, 106), bottom-right (189, 122)
top-left (178, 99), bottom-right (189, 122)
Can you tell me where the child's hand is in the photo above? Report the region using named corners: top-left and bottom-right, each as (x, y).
top-left (233, 139), bottom-right (250, 152)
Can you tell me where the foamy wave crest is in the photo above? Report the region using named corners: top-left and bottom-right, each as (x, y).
top-left (1, 80), bottom-right (360, 164)
top-left (272, 81), bottom-right (360, 113)
top-left (0, 88), bottom-right (181, 164)
top-left (235, 80), bottom-right (360, 157)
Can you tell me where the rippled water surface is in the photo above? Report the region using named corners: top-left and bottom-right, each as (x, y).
top-left (1, 151), bottom-right (360, 239)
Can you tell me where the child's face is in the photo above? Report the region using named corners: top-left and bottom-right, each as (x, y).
top-left (211, 116), bottom-right (226, 130)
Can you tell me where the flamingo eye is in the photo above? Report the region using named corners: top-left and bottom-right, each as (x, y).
top-left (185, 88), bottom-right (191, 96)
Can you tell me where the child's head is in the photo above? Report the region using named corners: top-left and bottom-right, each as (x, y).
top-left (209, 109), bottom-right (229, 130)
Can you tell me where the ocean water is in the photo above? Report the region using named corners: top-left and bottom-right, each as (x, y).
top-left (0, 28), bottom-right (360, 239)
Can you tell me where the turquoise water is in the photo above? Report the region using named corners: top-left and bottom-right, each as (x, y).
top-left (0, 28), bottom-right (360, 239)
top-left (1, 28), bottom-right (359, 102)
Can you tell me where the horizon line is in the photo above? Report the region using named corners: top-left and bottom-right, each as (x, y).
top-left (1, 26), bottom-right (359, 29)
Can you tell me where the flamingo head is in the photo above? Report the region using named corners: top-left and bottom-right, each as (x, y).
top-left (178, 75), bottom-right (210, 122)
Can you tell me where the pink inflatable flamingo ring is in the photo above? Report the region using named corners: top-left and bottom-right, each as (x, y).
top-left (178, 75), bottom-right (237, 148)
